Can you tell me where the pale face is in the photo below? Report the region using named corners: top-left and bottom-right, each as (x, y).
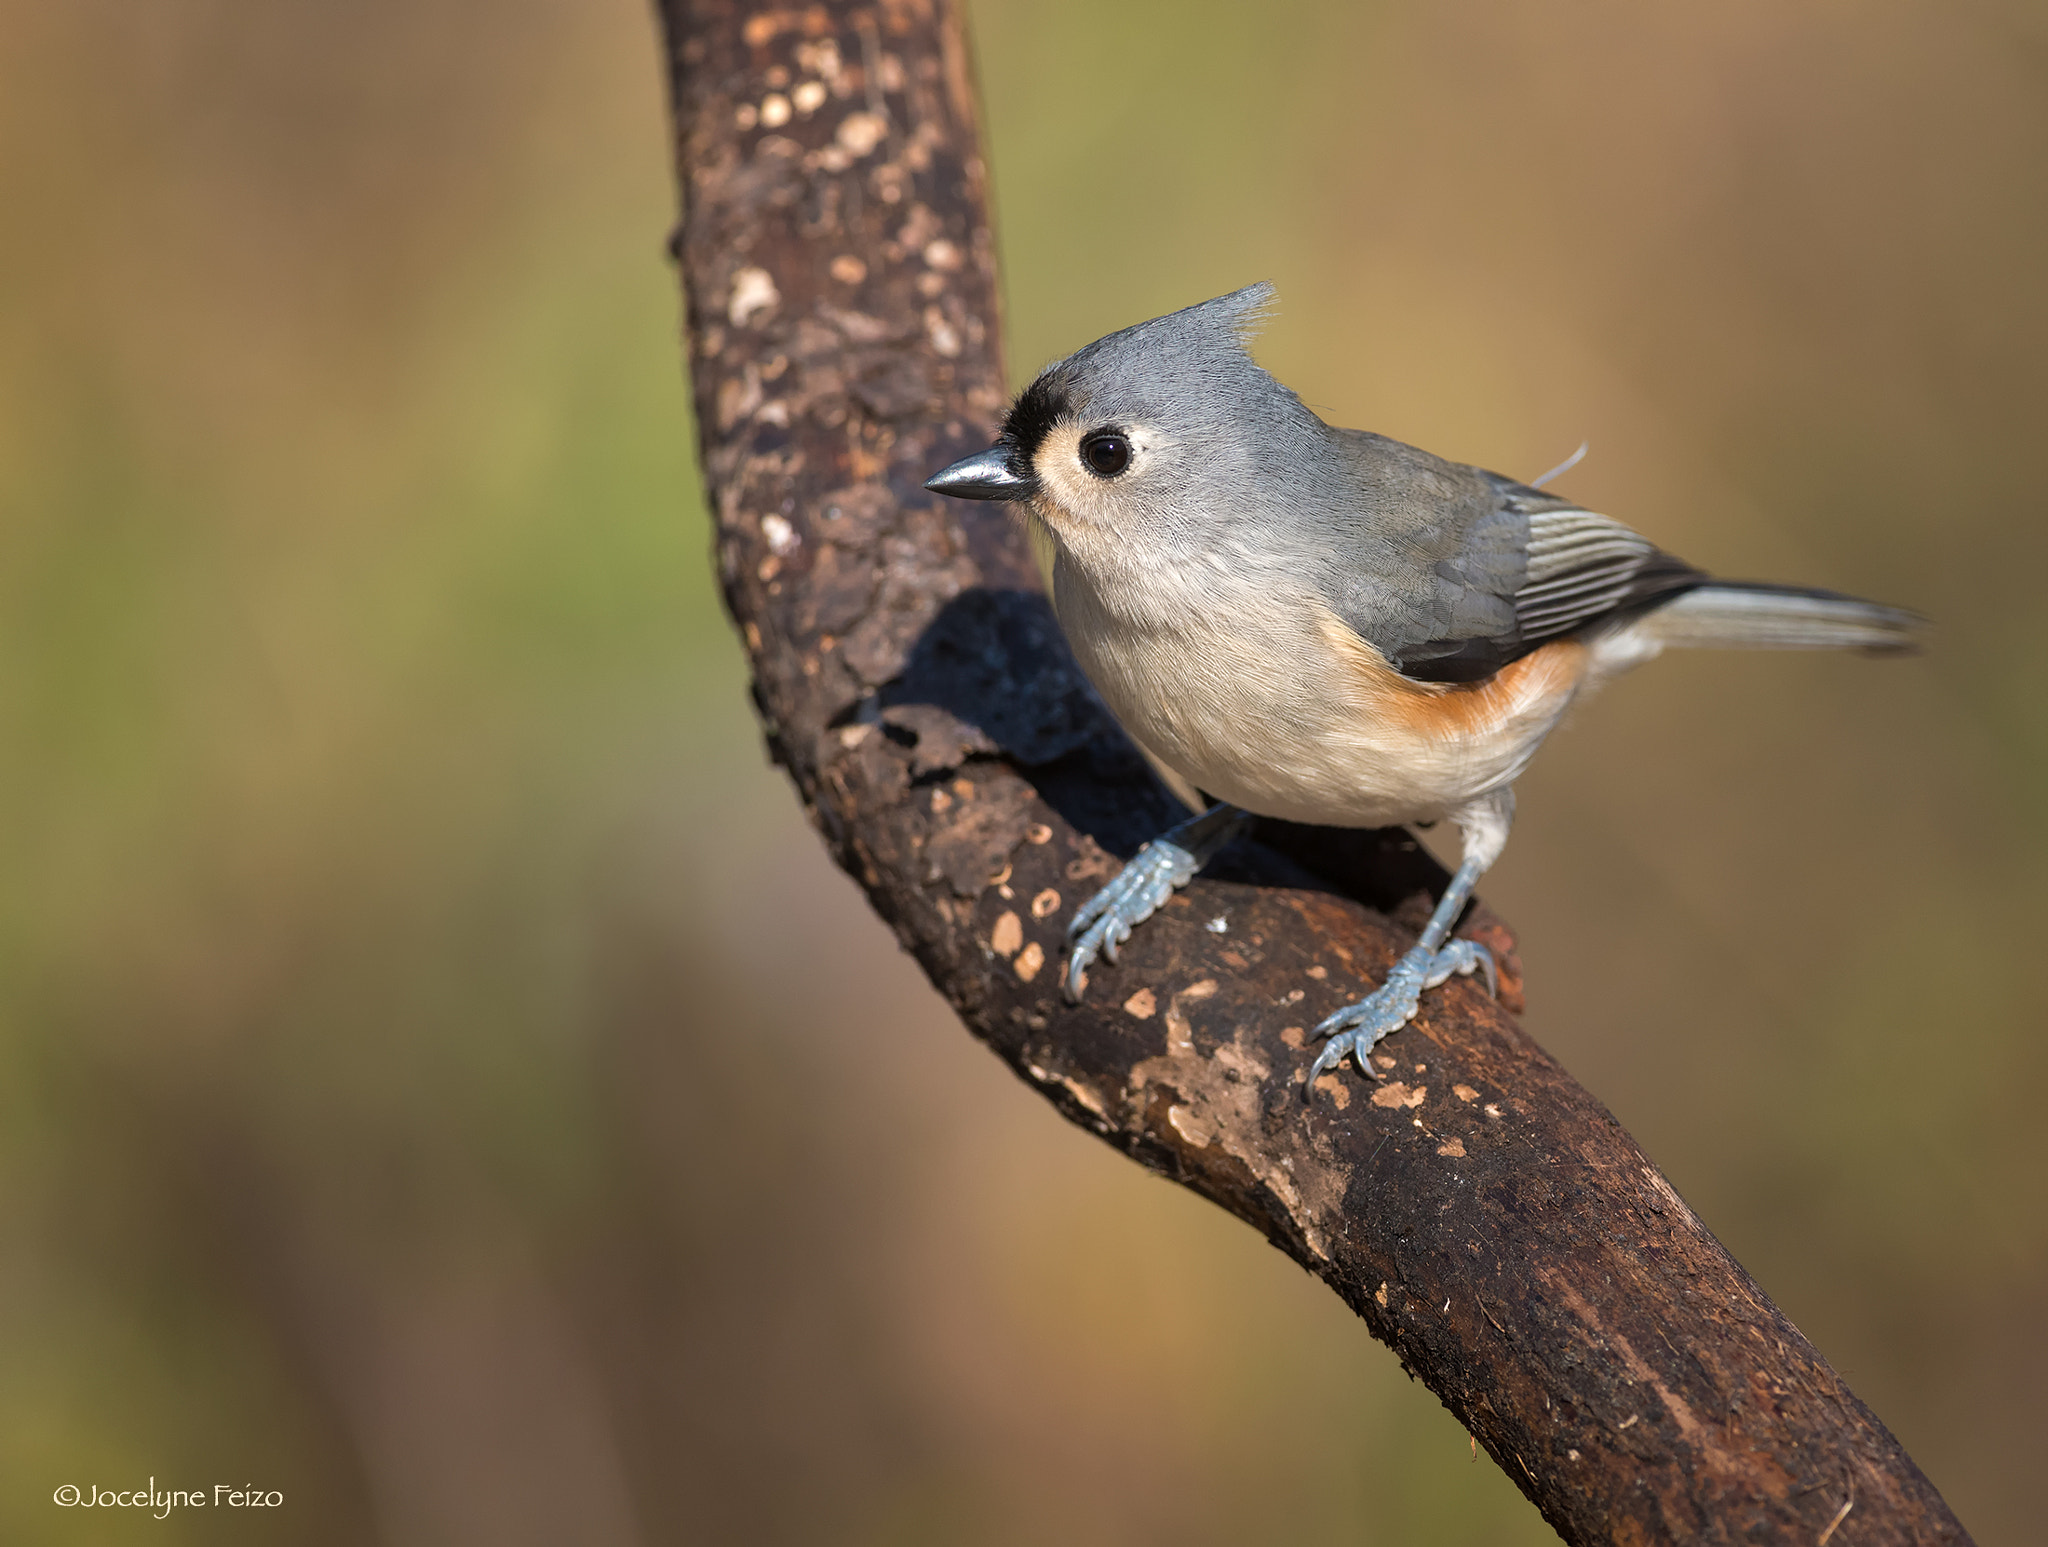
top-left (1025, 415), bottom-right (1180, 566)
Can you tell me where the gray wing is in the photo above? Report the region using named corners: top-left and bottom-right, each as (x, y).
top-left (1315, 431), bottom-right (1701, 683)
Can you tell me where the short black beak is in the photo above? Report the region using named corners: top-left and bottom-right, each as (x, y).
top-left (924, 446), bottom-right (1037, 501)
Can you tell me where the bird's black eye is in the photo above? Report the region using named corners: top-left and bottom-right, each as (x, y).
top-left (1080, 430), bottom-right (1131, 478)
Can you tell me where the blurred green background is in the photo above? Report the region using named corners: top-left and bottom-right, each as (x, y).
top-left (2, 1), bottom-right (2042, 1542)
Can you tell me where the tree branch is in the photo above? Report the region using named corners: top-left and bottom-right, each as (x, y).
top-left (652, 3), bottom-right (1970, 1540)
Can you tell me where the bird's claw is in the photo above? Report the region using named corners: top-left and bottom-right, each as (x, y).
top-left (1306, 939), bottom-right (1495, 1088)
top-left (1063, 839), bottom-right (1199, 1001)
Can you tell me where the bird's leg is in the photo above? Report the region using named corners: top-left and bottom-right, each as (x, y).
top-left (1307, 789), bottom-right (1515, 1087)
top-left (1064, 803), bottom-right (1252, 1001)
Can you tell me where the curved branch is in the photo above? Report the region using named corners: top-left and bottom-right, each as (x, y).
top-left (653, 4), bottom-right (1970, 1541)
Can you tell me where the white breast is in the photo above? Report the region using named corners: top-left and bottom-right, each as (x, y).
top-left (1051, 554), bottom-right (1590, 829)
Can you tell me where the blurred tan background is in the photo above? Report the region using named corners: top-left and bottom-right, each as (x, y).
top-left (2, 1), bottom-right (2042, 1542)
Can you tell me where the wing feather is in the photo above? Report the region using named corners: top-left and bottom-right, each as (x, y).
top-left (1314, 440), bottom-right (1702, 682)
top-left (1491, 478), bottom-right (1702, 655)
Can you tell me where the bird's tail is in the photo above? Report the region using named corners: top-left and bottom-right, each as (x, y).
top-left (1637, 581), bottom-right (1923, 653)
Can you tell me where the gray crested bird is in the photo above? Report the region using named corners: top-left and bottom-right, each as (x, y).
top-left (925, 284), bottom-right (1920, 1088)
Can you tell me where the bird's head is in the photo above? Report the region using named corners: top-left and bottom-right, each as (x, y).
top-left (925, 284), bottom-right (1321, 569)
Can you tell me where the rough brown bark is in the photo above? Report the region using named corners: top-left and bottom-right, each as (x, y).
top-left (653, 3), bottom-right (1971, 1541)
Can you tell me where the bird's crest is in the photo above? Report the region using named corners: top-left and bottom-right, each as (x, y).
top-left (998, 283), bottom-right (1281, 468)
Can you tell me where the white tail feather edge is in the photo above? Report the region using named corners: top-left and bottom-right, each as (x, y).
top-left (1639, 583), bottom-right (1921, 652)
top-left (1586, 582), bottom-right (1921, 685)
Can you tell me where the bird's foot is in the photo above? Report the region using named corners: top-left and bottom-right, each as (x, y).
top-left (1306, 939), bottom-right (1496, 1086)
top-left (1063, 804), bottom-right (1251, 1001)
top-left (1063, 839), bottom-right (1201, 1001)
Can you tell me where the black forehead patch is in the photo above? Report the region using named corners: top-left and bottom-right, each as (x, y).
top-left (997, 372), bottom-right (1069, 473)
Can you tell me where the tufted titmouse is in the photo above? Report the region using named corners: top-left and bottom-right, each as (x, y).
top-left (925, 285), bottom-right (1919, 1087)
